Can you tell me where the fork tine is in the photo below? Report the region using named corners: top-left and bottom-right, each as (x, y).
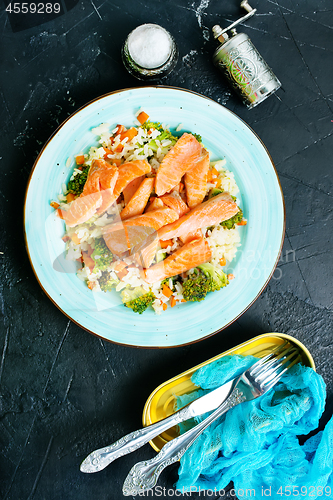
top-left (262, 348), bottom-right (298, 375)
top-left (264, 361), bottom-right (295, 391)
top-left (250, 341), bottom-right (289, 375)
top-left (252, 346), bottom-right (297, 378)
top-left (259, 352), bottom-right (298, 384)
top-left (259, 350), bottom-right (300, 389)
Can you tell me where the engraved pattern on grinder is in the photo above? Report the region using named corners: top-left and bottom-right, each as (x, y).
top-left (213, 31), bottom-right (281, 108)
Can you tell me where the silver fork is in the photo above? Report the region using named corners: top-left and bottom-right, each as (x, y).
top-left (122, 344), bottom-right (299, 496)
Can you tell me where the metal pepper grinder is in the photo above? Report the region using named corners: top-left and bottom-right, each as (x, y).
top-left (212, 0), bottom-right (281, 109)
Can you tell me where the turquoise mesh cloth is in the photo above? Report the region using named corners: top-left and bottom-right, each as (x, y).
top-left (176, 355), bottom-right (332, 499)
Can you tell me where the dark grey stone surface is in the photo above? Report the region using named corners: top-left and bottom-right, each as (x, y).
top-left (0, 0), bottom-right (332, 499)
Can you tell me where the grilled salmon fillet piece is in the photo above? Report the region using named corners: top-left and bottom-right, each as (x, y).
top-left (143, 237), bottom-right (212, 284)
top-left (155, 133), bottom-right (203, 196)
top-left (158, 192), bottom-right (239, 241)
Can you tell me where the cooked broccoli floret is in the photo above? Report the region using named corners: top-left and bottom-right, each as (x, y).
top-left (98, 271), bottom-right (119, 292)
top-left (220, 209), bottom-right (244, 230)
top-left (182, 271), bottom-right (210, 302)
top-left (192, 133), bottom-right (202, 143)
top-left (142, 122), bottom-right (202, 151)
top-left (91, 238), bottom-right (113, 271)
top-left (141, 121), bottom-right (163, 132)
top-left (208, 187), bottom-right (223, 199)
top-left (197, 262), bottom-right (229, 292)
top-left (142, 121), bottom-right (178, 153)
top-left (121, 287), bottom-right (155, 314)
top-left (67, 166), bottom-right (89, 196)
top-left (182, 263), bottom-right (229, 302)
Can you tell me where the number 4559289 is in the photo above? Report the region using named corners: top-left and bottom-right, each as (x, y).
top-left (5, 3), bottom-right (61, 14)
top-left (277, 486), bottom-right (332, 496)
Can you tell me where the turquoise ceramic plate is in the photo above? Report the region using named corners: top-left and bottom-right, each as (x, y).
top-left (24, 87), bottom-right (285, 347)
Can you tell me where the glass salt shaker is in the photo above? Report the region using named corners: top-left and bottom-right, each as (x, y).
top-left (212, 1), bottom-right (281, 108)
top-left (122, 23), bottom-right (178, 81)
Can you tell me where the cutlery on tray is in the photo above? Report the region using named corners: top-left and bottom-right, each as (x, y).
top-left (80, 376), bottom-right (236, 473)
top-left (122, 343), bottom-right (299, 496)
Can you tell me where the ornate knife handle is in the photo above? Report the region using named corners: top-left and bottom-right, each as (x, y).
top-left (122, 387), bottom-right (246, 496)
top-left (80, 405), bottom-right (193, 473)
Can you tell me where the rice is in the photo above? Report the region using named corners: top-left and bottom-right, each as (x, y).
top-left (205, 226), bottom-right (241, 265)
top-left (59, 119), bottom-right (246, 314)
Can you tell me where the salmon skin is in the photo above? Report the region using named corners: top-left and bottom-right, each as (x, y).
top-left (113, 160), bottom-right (151, 198)
top-left (155, 133), bottom-right (203, 196)
top-left (158, 192), bottom-right (239, 241)
top-left (143, 237), bottom-right (212, 284)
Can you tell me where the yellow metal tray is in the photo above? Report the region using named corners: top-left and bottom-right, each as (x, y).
top-left (142, 333), bottom-right (315, 452)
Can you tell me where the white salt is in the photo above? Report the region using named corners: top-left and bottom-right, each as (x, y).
top-left (128, 24), bottom-right (172, 69)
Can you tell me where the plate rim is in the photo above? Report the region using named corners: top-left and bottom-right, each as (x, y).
top-left (23, 85), bottom-right (286, 349)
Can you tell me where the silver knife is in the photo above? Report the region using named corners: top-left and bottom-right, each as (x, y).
top-left (80, 377), bottom-right (235, 473)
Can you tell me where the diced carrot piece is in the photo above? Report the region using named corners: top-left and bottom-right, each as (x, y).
top-left (62, 235), bottom-right (70, 242)
top-left (87, 281), bottom-right (95, 290)
top-left (227, 273), bottom-right (235, 280)
top-left (211, 167), bottom-right (219, 178)
top-left (50, 201), bottom-right (60, 209)
top-left (103, 148), bottom-right (113, 158)
top-left (71, 233), bottom-right (80, 245)
top-left (162, 303), bottom-right (168, 311)
top-left (115, 124), bottom-right (126, 135)
top-left (112, 158), bottom-right (123, 166)
top-left (110, 125), bottom-right (126, 144)
top-left (114, 143), bottom-right (124, 153)
top-left (159, 239), bottom-right (173, 249)
top-left (181, 299), bottom-right (186, 303)
top-left (78, 166), bottom-right (83, 171)
top-left (237, 220), bottom-right (247, 226)
top-left (75, 155), bottom-right (85, 165)
top-left (170, 296), bottom-right (177, 308)
top-left (219, 257), bottom-right (226, 266)
top-left (214, 178), bottom-right (222, 188)
top-left (114, 261), bottom-right (127, 272)
top-left (137, 111), bottom-right (149, 124)
top-left (57, 208), bottom-right (65, 219)
top-left (83, 256), bottom-right (95, 270)
top-left (162, 284), bottom-right (173, 298)
top-left (120, 127), bottom-right (138, 142)
top-left (66, 193), bottom-right (76, 203)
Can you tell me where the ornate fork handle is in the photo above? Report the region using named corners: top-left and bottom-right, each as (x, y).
top-left (80, 405), bottom-right (193, 473)
top-left (122, 386), bottom-right (246, 496)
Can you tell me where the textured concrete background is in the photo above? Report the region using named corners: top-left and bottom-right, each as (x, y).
top-left (0, 0), bottom-right (332, 498)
